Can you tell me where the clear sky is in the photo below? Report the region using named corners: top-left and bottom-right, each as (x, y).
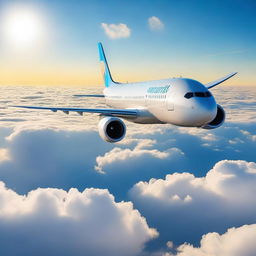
top-left (0, 0), bottom-right (255, 86)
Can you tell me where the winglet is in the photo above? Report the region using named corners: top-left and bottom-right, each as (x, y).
top-left (98, 42), bottom-right (115, 87)
top-left (206, 72), bottom-right (238, 89)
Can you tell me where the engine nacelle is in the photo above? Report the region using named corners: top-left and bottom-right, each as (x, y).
top-left (98, 116), bottom-right (126, 143)
top-left (201, 104), bottom-right (225, 129)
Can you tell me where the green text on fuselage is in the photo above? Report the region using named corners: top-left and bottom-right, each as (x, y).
top-left (147, 85), bottom-right (170, 94)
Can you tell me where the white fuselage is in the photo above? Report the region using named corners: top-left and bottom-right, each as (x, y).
top-left (104, 78), bottom-right (217, 127)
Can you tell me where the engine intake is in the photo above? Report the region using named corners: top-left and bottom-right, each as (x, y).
top-left (98, 116), bottom-right (126, 142)
top-left (202, 104), bottom-right (225, 129)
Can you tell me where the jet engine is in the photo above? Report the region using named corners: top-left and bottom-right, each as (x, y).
top-left (201, 104), bottom-right (225, 129)
top-left (98, 116), bottom-right (126, 142)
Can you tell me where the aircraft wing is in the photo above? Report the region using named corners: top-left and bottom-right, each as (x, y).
top-left (205, 72), bottom-right (237, 89)
top-left (13, 106), bottom-right (137, 118)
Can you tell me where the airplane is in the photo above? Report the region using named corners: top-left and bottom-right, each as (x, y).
top-left (14, 43), bottom-right (237, 143)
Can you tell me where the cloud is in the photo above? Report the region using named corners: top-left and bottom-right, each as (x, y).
top-left (94, 143), bottom-right (184, 200)
top-left (130, 122), bottom-right (256, 176)
top-left (148, 16), bottom-right (164, 31)
top-left (0, 121), bottom-right (255, 201)
top-left (95, 142), bottom-right (183, 173)
top-left (0, 182), bottom-right (157, 256)
top-left (0, 85), bottom-right (256, 252)
top-left (0, 124), bottom-right (254, 252)
top-left (130, 160), bottom-right (256, 248)
top-left (0, 128), bottom-right (187, 201)
top-left (0, 128), bottom-right (115, 193)
top-left (101, 23), bottom-right (131, 39)
top-left (0, 148), bottom-right (9, 161)
top-left (174, 224), bottom-right (256, 256)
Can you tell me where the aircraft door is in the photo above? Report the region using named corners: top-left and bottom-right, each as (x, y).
top-left (166, 90), bottom-right (174, 111)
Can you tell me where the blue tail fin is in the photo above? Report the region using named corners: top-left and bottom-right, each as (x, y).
top-left (98, 42), bottom-right (115, 87)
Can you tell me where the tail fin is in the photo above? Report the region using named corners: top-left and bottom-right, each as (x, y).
top-left (98, 42), bottom-right (115, 87)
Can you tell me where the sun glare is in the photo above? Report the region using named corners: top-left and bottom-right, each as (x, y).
top-left (1, 7), bottom-right (44, 49)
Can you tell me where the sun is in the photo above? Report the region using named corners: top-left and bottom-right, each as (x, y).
top-left (1, 7), bottom-right (44, 49)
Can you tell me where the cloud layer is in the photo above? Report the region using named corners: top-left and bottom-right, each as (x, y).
top-left (101, 23), bottom-right (131, 39)
top-left (130, 160), bottom-right (256, 247)
top-left (0, 119), bottom-right (255, 200)
top-left (0, 86), bottom-right (255, 254)
top-left (0, 182), bottom-right (157, 256)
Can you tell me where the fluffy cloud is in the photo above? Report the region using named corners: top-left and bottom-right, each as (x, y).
top-left (1, 95), bottom-right (256, 253)
top-left (101, 23), bottom-right (131, 39)
top-left (0, 125), bottom-right (253, 253)
top-left (174, 224), bottom-right (256, 256)
top-left (131, 123), bottom-right (256, 176)
top-left (0, 121), bottom-right (255, 201)
top-left (95, 143), bottom-right (183, 173)
top-left (0, 182), bottom-right (157, 256)
top-left (148, 16), bottom-right (164, 30)
top-left (0, 128), bottom-right (187, 201)
top-left (130, 160), bottom-right (256, 247)
top-left (0, 128), bottom-right (113, 194)
top-left (94, 142), bottom-right (184, 200)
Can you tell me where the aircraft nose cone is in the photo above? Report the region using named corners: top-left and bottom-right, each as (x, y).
top-left (196, 100), bottom-right (217, 124)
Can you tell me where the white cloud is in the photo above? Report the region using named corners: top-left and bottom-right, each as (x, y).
top-left (148, 16), bottom-right (164, 31)
top-left (0, 128), bottom-right (187, 197)
top-left (130, 160), bottom-right (256, 246)
top-left (133, 160), bottom-right (256, 199)
top-left (0, 148), bottom-right (10, 162)
top-left (175, 224), bottom-right (256, 256)
top-left (0, 182), bottom-right (157, 256)
top-left (101, 23), bottom-right (131, 39)
top-left (0, 122), bottom-right (255, 202)
top-left (95, 144), bottom-right (183, 173)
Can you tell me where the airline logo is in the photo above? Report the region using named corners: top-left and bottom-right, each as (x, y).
top-left (147, 85), bottom-right (170, 94)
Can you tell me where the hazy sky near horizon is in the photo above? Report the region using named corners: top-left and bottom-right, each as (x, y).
top-left (0, 0), bottom-right (255, 86)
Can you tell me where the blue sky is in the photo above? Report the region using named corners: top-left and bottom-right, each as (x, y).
top-left (0, 0), bottom-right (255, 85)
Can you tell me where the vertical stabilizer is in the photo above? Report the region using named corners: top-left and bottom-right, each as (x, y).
top-left (98, 42), bottom-right (115, 87)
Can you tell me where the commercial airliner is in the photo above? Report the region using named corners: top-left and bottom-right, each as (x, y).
top-left (15, 43), bottom-right (237, 143)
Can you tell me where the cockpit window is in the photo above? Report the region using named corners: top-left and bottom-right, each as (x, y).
top-left (195, 92), bottom-right (205, 97)
top-left (184, 92), bottom-right (193, 99)
top-left (205, 91), bottom-right (211, 97)
top-left (184, 91), bottom-right (212, 99)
